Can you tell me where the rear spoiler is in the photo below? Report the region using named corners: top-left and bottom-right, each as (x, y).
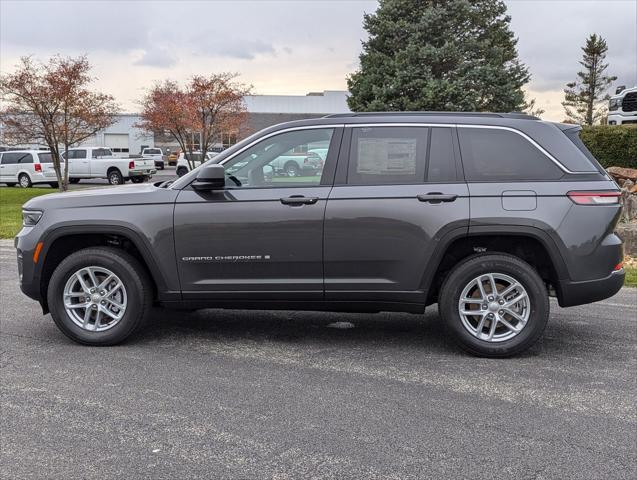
top-left (552, 122), bottom-right (582, 132)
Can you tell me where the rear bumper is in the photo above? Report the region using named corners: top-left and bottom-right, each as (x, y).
top-left (557, 270), bottom-right (625, 307)
top-left (129, 169), bottom-right (156, 177)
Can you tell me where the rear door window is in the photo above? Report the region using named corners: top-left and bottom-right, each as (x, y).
top-left (347, 127), bottom-right (428, 185)
top-left (427, 127), bottom-right (457, 182)
top-left (458, 127), bottom-right (563, 181)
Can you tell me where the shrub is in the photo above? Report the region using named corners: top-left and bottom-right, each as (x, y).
top-left (580, 125), bottom-right (637, 169)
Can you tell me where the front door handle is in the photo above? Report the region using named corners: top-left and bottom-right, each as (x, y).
top-left (280, 195), bottom-right (319, 206)
top-left (417, 193), bottom-right (458, 203)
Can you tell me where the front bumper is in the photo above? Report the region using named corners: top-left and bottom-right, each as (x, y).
top-left (608, 112), bottom-right (637, 125)
top-left (557, 270), bottom-right (625, 307)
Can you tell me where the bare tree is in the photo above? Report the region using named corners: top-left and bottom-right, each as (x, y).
top-left (138, 74), bottom-right (250, 170)
top-left (0, 55), bottom-right (118, 190)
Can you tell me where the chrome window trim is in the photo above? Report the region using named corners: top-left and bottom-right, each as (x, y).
top-left (216, 124), bottom-right (344, 166)
top-left (344, 122), bottom-right (585, 174)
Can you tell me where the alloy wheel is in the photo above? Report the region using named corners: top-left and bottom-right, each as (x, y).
top-left (457, 272), bottom-right (530, 342)
top-left (62, 266), bottom-right (128, 332)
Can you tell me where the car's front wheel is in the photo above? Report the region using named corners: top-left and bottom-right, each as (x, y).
top-left (439, 253), bottom-right (549, 357)
top-left (176, 167), bottom-right (188, 177)
top-left (47, 247), bottom-right (153, 345)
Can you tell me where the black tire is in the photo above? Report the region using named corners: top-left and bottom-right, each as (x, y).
top-left (130, 176), bottom-right (143, 184)
top-left (284, 161), bottom-right (301, 177)
top-left (18, 173), bottom-right (32, 188)
top-left (107, 169), bottom-right (124, 185)
top-left (47, 247), bottom-right (153, 346)
top-left (49, 182), bottom-right (59, 189)
top-left (176, 167), bottom-right (188, 177)
top-left (439, 253), bottom-right (549, 358)
top-left (5, 182), bottom-right (16, 187)
top-left (69, 178), bottom-right (80, 184)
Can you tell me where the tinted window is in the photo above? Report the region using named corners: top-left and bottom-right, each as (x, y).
top-left (348, 127), bottom-right (428, 185)
top-left (67, 150), bottom-right (87, 159)
top-left (38, 152), bottom-right (53, 163)
top-left (458, 128), bottom-right (563, 181)
top-left (223, 128), bottom-right (334, 187)
top-left (92, 148), bottom-right (112, 158)
top-left (2, 152), bottom-right (33, 164)
top-left (427, 127), bottom-right (457, 182)
top-left (145, 148), bottom-right (162, 155)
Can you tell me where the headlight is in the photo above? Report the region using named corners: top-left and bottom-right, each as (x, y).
top-left (22, 210), bottom-right (43, 226)
top-left (609, 98), bottom-right (620, 111)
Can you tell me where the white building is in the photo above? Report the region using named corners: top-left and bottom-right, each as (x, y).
top-left (80, 113), bottom-right (154, 156)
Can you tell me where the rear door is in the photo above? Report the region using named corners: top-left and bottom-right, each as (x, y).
top-left (324, 125), bottom-right (470, 303)
top-left (0, 152), bottom-right (20, 181)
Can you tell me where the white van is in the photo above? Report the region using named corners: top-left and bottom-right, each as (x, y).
top-left (0, 150), bottom-right (59, 188)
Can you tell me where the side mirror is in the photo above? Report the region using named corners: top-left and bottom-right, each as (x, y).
top-left (192, 164), bottom-right (225, 191)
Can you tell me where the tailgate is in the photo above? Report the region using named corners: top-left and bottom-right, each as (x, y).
top-left (135, 159), bottom-right (155, 169)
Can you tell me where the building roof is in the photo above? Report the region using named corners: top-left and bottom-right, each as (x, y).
top-left (244, 90), bottom-right (350, 114)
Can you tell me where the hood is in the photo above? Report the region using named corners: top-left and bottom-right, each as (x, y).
top-left (24, 183), bottom-right (179, 211)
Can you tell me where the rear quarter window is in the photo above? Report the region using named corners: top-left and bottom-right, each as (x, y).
top-left (458, 127), bottom-right (563, 181)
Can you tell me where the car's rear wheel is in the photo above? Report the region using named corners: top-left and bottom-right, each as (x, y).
top-left (47, 247), bottom-right (153, 345)
top-left (130, 176), bottom-right (143, 183)
top-left (69, 178), bottom-right (80, 184)
top-left (108, 169), bottom-right (123, 185)
top-left (49, 182), bottom-right (59, 188)
top-left (18, 173), bottom-right (32, 188)
top-left (176, 167), bottom-right (188, 177)
top-left (439, 253), bottom-right (549, 357)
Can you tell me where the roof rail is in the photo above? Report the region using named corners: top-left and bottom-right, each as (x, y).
top-left (324, 111), bottom-right (539, 120)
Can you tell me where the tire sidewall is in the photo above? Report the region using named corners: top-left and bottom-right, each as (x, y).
top-left (440, 255), bottom-right (549, 357)
top-left (108, 171), bottom-right (123, 185)
top-left (47, 249), bottom-right (149, 345)
top-left (19, 174), bottom-right (32, 188)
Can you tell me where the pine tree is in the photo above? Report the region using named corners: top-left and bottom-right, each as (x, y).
top-left (562, 34), bottom-right (617, 125)
top-left (347, 0), bottom-right (530, 112)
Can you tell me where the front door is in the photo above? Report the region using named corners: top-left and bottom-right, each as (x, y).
top-left (66, 149), bottom-right (90, 176)
top-left (174, 127), bottom-right (342, 301)
top-left (324, 125), bottom-right (470, 304)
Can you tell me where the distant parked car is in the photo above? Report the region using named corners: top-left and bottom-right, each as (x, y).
top-left (62, 147), bottom-right (156, 185)
top-left (176, 151), bottom-right (218, 177)
top-left (141, 147), bottom-right (165, 170)
top-left (0, 150), bottom-right (59, 188)
top-left (608, 85), bottom-right (637, 125)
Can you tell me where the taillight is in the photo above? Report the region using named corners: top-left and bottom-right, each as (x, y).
top-left (613, 260), bottom-right (624, 271)
top-left (567, 191), bottom-right (621, 205)
top-left (129, 161), bottom-right (135, 169)
top-left (34, 163), bottom-right (42, 172)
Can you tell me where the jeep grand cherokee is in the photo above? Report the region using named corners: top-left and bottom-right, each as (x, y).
top-left (15, 112), bottom-right (625, 357)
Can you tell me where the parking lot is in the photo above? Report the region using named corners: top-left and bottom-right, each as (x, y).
top-left (1, 240), bottom-right (635, 479)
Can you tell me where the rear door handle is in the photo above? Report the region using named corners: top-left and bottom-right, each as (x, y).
top-left (280, 195), bottom-right (319, 206)
top-left (417, 193), bottom-right (458, 203)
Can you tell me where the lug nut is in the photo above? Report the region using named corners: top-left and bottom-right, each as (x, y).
top-left (90, 288), bottom-right (96, 293)
top-left (482, 304), bottom-right (488, 310)
top-left (488, 313), bottom-right (494, 318)
top-left (101, 300), bottom-right (106, 305)
top-left (499, 310), bottom-right (504, 315)
top-left (488, 296), bottom-right (494, 301)
top-left (100, 291), bottom-right (105, 296)
top-left (499, 299), bottom-right (504, 305)
top-left (91, 304), bottom-right (97, 309)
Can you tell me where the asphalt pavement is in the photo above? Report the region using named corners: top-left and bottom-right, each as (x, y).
top-left (0, 240), bottom-right (635, 479)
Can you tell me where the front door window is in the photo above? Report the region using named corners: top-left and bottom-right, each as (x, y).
top-left (222, 128), bottom-right (334, 187)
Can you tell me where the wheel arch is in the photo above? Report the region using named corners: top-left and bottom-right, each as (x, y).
top-left (37, 224), bottom-right (172, 311)
top-left (421, 225), bottom-right (570, 305)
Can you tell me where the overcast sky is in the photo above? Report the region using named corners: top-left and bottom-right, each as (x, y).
top-left (1, 0), bottom-right (636, 121)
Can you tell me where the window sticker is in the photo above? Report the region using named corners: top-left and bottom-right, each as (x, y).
top-left (357, 138), bottom-right (417, 175)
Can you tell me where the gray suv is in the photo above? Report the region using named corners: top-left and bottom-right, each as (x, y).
top-left (15, 113), bottom-right (625, 357)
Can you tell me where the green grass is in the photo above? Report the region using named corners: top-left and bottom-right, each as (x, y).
top-left (625, 267), bottom-right (637, 288)
top-left (0, 188), bottom-right (54, 239)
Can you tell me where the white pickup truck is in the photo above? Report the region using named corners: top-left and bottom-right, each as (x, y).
top-left (141, 147), bottom-right (165, 170)
top-left (63, 147), bottom-right (156, 185)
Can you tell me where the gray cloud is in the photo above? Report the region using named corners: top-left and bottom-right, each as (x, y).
top-left (134, 47), bottom-right (177, 68)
